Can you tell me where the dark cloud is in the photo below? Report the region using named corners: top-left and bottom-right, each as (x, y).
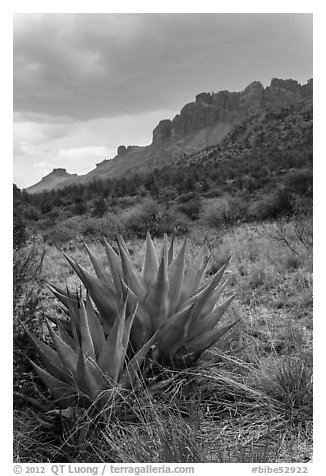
top-left (14, 13), bottom-right (312, 122)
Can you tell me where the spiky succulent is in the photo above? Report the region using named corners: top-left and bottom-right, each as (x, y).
top-left (26, 294), bottom-right (158, 410)
top-left (49, 232), bottom-right (237, 367)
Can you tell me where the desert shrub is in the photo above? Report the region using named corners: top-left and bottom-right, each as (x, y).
top-left (122, 198), bottom-right (188, 238)
top-left (285, 169), bottom-right (313, 198)
top-left (254, 354), bottom-right (313, 424)
top-left (13, 215), bottom-right (28, 249)
top-left (201, 198), bottom-right (229, 228)
top-left (13, 236), bottom-right (46, 402)
top-left (92, 197), bottom-right (108, 217)
top-left (97, 405), bottom-right (206, 463)
top-left (176, 192), bottom-right (199, 204)
top-left (41, 213), bottom-right (124, 245)
top-left (72, 200), bottom-right (88, 215)
top-left (13, 236), bottom-right (45, 320)
top-left (81, 213), bottom-right (124, 240)
top-left (249, 187), bottom-right (294, 221)
top-left (23, 205), bottom-right (40, 222)
top-left (202, 196), bottom-right (248, 229)
top-left (14, 389), bottom-right (206, 463)
top-left (177, 197), bottom-right (201, 221)
top-left (268, 217), bottom-right (313, 256)
top-left (247, 265), bottom-right (267, 288)
top-left (42, 222), bottom-right (77, 245)
top-left (40, 200), bottom-right (53, 215)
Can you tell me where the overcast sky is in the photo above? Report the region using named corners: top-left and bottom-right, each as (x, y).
top-left (13, 13), bottom-right (313, 188)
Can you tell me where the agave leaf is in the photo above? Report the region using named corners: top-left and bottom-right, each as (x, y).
top-left (116, 234), bottom-right (131, 257)
top-left (85, 356), bottom-right (110, 390)
top-left (189, 294), bottom-right (236, 339)
top-left (118, 244), bottom-right (146, 297)
top-left (62, 252), bottom-right (89, 285)
top-left (46, 313), bottom-right (72, 336)
top-left (55, 318), bottom-right (76, 350)
top-left (31, 362), bottom-right (76, 408)
top-left (46, 320), bottom-right (78, 373)
top-left (119, 279), bottom-right (151, 347)
top-left (145, 254), bottom-right (169, 332)
top-left (180, 250), bottom-right (208, 302)
top-left (141, 232), bottom-right (159, 286)
top-left (24, 326), bottom-right (70, 382)
top-left (122, 302), bottom-right (138, 352)
top-left (75, 351), bottom-right (103, 399)
top-left (168, 233), bottom-right (175, 265)
top-left (103, 238), bottom-right (123, 295)
top-left (187, 280), bottom-right (230, 339)
top-left (120, 331), bottom-right (158, 388)
top-left (84, 294), bottom-right (106, 360)
top-left (199, 278), bottom-right (229, 316)
top-left (67, 294), bottom-right (81, 349)
top-left (185, 259), bottom-right (231, 321)
top-left (156, 303), bottom-right (194, 356)
top-left (79, 299), bottom-right (96, 361)
top-left (158, 233), bottom-right (169, 267)
top-left (47, 283), bottom-right (79, 310)
top-left (98, 299), bottom-right (127, 382)
top-left (186, 321), bottom-right (238, 353)
top-left (65, 259), bottom-right (119, 325)
top-left (168, 238), bottom-right (187, 314)
top-left (84, 243), bottom-right (113, 286)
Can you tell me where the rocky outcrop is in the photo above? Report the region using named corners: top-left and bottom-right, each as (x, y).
top-left (42, 168), bottom-right (68, 179)
top-left (152, 79), bottom-right (313, 145)
top-left (117, 145), bottom-right (127, 156)
top-left (152, 119), bottom-right (173, 144)
top-left (26, 78), bottom-right (313, 193)
top-left (270, 78), bottom-right (301, 93)
top-left (26, 168), bottom-right (78, 194)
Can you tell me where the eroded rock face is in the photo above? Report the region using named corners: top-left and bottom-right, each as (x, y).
top-left (26, 77), bottom-right (312, 194)
top-left (117, 145), bottom-right (127, 156)
top-left (270, 78), bottom-right (301, 93)
top-left (152, 79), bottom-right (313, 145)
top-left (152, 119), bottom-right (173, 144)
top-left (49, 168), bottom-right (67, 175)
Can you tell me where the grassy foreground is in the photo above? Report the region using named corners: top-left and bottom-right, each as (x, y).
top-left (13, 218), bottom-right (312, 463)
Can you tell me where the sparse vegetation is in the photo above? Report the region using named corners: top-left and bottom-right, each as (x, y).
top-left (13, 97), bottom-right (312, 464)
top-left (13, 217), bottom-right (312, 463)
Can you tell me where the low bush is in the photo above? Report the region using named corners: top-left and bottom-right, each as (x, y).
top-left (202, 196), bottom-right (248, 229)
top-left (13, 236), bottom-right (46, 404)
top-left (122, 199), bottom-right (189, 238)
top-left (249, 187), bottom-right (294, 221)
top-left (177, 198), bottom-right (201, 221)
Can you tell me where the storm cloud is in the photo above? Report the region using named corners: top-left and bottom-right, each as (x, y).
top-left (14, 13), bottom-right (312, 122)
top-left (13, 13), bottom-right (312, 188)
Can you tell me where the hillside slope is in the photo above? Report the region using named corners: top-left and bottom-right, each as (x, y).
top-left (26, 168), bottom-right (79, 194)
top-left (25, 78), bottom-right (312, 194)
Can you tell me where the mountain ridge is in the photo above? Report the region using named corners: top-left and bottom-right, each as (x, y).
top-left (25, 78), bottom-right (313, 194)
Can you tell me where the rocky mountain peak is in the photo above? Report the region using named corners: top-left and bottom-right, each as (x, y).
top-left (117, 145), bottom-right (127, 156)
top-left (25, 77), bottom-right (313, 194)
top-left (27, 168), bottom-right (78, 194)
top-left (152, 79), bottom-right (312, 146)
top-left (40, 168), bottom-right (71, 180)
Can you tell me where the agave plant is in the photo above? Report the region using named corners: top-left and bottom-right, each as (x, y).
top-left (49, 232), bottom-right (238, 368)
top-left (26, 293), bottom-right (158, 410)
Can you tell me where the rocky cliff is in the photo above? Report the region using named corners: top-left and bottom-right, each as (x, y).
top-left (152, 79), bottom-right (312, 144)
top-left (25, 78), bottom-right (313, 194)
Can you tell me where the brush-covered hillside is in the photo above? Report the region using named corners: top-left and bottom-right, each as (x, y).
top-left (24, 78), bottom-right (312, 195)
top-left (15, 84), bottom-right (312, 246)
